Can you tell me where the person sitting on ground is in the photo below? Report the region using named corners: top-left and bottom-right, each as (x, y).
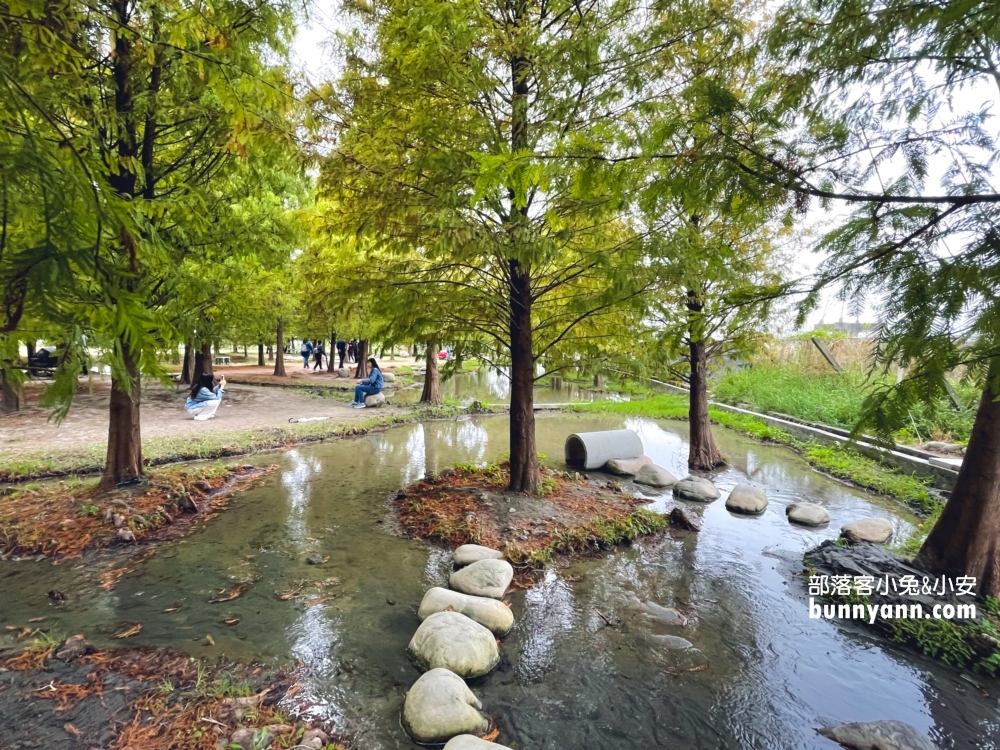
top-left (313, 341), bottom-right (325, 371)
top-left (351, 357), bottom-right (384, 408)
top-left (185, 372), bottom-right (226, 421)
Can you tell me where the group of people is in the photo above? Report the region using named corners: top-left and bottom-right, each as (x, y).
top-left (184, 355), bottom-right (384, 419)
top-left (298, 338), bottom-right (363, 370)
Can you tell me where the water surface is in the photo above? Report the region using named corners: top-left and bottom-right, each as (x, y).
top-left (1, 414), bottom-right (996, 749)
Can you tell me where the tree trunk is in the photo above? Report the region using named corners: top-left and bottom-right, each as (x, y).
top-left (594, 371), bottom-right (604, 389)
top-left (181, 340), bottom-right (193, 384)
top-left (99, 340), bottom-right (143, 490)
top-left (199, 342), bottom-right (213, 376)
top-left (688, 337), bottom-right (722, 470)
top-left (25, 341), bottom-right (36, 375)
top-left (508, 260), bottom-right (539, 493)
top-left (327, 329), bottom-right (337, 372)
top-left (421, 339), bottom-right (442, 405)
top-left (257, 343), bottom-right (265, 367)
top-left (273, 319), bottom-right (286, 376)
top-left (267, 346), bottom-right (273, 362)
top-left (0, 370), bottom-right (19, 413)
top-left (354, 339), bottom-right (369, 378)
top-left (917, 358), bottom-right (1000, 596)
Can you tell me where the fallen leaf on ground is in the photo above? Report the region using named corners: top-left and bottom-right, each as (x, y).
top-left (482, 728), bottom-right (500, 741)
top-left (209, 578), bottom-right (258, 603)
top-left (63, 723), bottom-right (81, 737)
top-left (205, 635), bottom-right (215, 646)
top-left (285, 683), bottom-right (302, 698)
top-left (114, 624), bottom-right (142, 639)
top-left (163, 607), bottom-right (180, 613)
top-left (27, 617), bottom-right (46, 623)
top-left (223, 618), bottom-right (239, 626)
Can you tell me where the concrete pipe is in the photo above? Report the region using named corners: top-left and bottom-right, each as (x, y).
top-left (565, 429), bottom-right (644, 470)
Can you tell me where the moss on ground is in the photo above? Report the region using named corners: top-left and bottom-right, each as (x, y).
top-left (571, 394), bottom-right (939, 517)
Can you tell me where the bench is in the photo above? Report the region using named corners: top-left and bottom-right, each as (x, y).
top-left (214, 356), bottom-right (232, 366)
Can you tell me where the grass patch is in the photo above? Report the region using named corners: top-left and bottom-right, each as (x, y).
top-left (572, 394), bottom-right (938, 516)
top-left (712, 364), bottom-right (977, 444)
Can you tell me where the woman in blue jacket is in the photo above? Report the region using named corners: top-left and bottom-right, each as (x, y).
top-left (185, 372), bottom-right (226, 420)
top-left (351, 357), bottom-right (384, 408)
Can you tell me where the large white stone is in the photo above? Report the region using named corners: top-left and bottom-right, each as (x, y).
top-left (786, 502), bottom-right (830, 527)
top-left (407, 611), bottom-right (500, 678)
top-left (382, 371), bottom-right (397, 383)
top-left (818, 720), bottom-right (936, 750)
top-left (841, 517), bottom-right (894, 544)
top-left (449, 558), bottom-right (513, 599)
top-left (673, 476), bottom-right (721, 502)
top-left (605, 455), bottom-right (652, 475)
top-left (725, 485), bottom-right (768, 515)
top-left (365, 392), bottom-right (386, 407)
top-left (454, 544), bottom-right (503, 567)
top-left (419, 587), bottom-right (514, 636)
top-left (402, 668), bottom-right (490, 744)
top-left (445, 736), bottom-right (512, 750)
top-left (634, 464), bottom-right (678, 488)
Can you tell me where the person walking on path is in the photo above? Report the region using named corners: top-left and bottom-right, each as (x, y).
top-left (351, 357), bottom-right (384, 408)
top-left (337, 339), bottom-right (347, 368)
top-left (313, 341), bottom-right (326, 371)
top-left (185, 372), bottom-right (226, 421)
top-left (301, 339), bottom-right (313, 369)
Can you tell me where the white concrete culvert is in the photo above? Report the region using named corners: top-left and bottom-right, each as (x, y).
top-left (419, 587), bottom-right (514, 636)
top-left (407, 610), bottom-right (501, 678)
top-left (402, 668), bottom-right (490, 744)
top-left (564, 429), bottom-right (644, 470)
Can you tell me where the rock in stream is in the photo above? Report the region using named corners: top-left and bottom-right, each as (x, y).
top-left (407, 611), bottom-right (500, 678)
top-left (418, 586), bottom-right (514, 636)
top-left (449, 558), bottom-right (514, 599)
top-left (402, 668), bottom-right (490, 744)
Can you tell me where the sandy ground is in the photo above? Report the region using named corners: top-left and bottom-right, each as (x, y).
top-left (0, 377), bottom-right (406, 461)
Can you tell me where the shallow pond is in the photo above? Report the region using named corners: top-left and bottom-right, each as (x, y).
top-left (2, 414), bottom-right (998, 749)
top-left (388, 368), bottom-right (629, 406)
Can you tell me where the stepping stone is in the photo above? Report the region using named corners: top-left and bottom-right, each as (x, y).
top-left (365, 392), bottom-right (386, 407)
top-left (445, 736), bottom-right (513, 750)
top-left (449, 558), bottom-right (513, 599)
top-left (818, 720), bottom-right (935, 750)
top-left (840, 518), bottom-right (894, 544)
top-left (634, 464), bottom-right (678, 488)
top-left (786, 502), bottom-right (829, 527)
top-left (673, 476), bottom-right (721, 502)
top-left (725, 485), bottom-right (768, 515)
top-left (419, 587), bottom-right (513, 636)
top-left (407, 611), bottom-right (500, 678)
top-left (647, 633), bottom-right (709, 671)
top-left (605, 455), bottom-right (652, 475)
top-left (454, 544), bottom-right (503, 567)
top-left (669, 506), bottom-right (702, 532)
top-left (402, 668), bottom-right (489, 744)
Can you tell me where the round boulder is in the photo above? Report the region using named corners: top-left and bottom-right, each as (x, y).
top-left (605, 455), bottom-right (653, 475)
top-left (673, 476), bottom-right (721, 502)
top-left (725, 485), bottom-right (768, 515)
top-left (449, 558), bottom-right (513, 599)
top-left (634, 464), bottom-right (678, 488)
top-left (382, 371), bottom-right (397, 383)
top-left (817, 720), bottom-right (935, 750)
top-left (786, 502), bottom-right (830, 527)
top-left (402, 668), bottom-right (490, 744)
top-left (841, 517), bottom-right (894, 544)
top-left (418, 587), bottom-right (514, 636)
top-left (407, 611), bottom-right (500, 678)
top-left (445, 736), bottom-right (513, 750)
top-left (454, 544), bottom-right (503, 567)
top-left (365, 392), bottom-right (386, 408)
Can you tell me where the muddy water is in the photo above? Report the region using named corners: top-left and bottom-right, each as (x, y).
top-left (2, 414), bottom-right (998, 749)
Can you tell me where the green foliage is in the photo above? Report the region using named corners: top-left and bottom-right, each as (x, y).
top-left (713, 365), bottom-right (976, 443)
top-left (78, 503), bottom-right (100, 517)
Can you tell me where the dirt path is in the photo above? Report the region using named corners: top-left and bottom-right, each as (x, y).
top-left (0, 379), bottom-right (405, 462)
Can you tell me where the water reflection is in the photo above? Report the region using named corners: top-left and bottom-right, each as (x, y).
top-left (0, 414), bottom-right (995, 750)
